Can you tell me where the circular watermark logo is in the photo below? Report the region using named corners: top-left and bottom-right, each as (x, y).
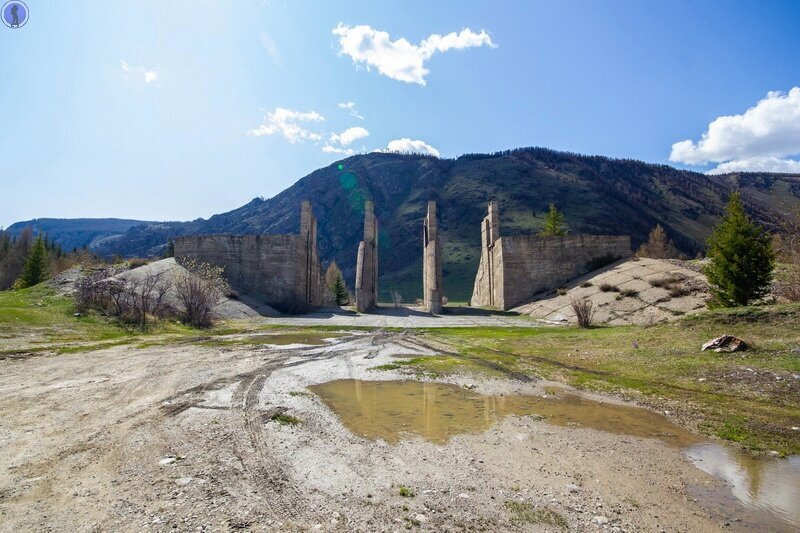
top-left (2, 1), bottom-right (28, 29)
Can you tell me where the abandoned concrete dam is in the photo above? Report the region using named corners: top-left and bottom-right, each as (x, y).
top-left (174, 200), bottom-right (631, 314)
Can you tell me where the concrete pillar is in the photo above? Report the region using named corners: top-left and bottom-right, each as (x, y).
top-left (423, 201), bottom-right (444, 314)
top-left (355, 201), bottom-right (378, 312)
top-left (471, 200), bottom-right (502, 308)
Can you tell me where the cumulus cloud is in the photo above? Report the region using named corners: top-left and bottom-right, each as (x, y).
top-left (338, 101), bottom-right (364, 120)
top-left (670, 87), bottom-right (800, 173)
top-left (332, 24), bottom-right (496, 85)
top-left (380, 138), bottom-right (440, 157)
top-left (247, 107), bottom-right (324, 142)
top-left (322, 126), bottom-right (370, 155)
top-left (120, 60), bottom-right (158, 85)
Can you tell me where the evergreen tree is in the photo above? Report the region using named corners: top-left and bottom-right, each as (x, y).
top-left (704, 192), bottom-right (774, 307)
top-left (17, 235), bottom-right (49, 288)
top-left (539, 203), bottom-right (567, 237)
top-left (333, 273), bottom-right (348, 306)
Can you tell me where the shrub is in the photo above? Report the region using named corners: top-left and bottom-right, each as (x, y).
top-left (580, 281), bottom-right (593, 288)
top-left (620, 288), bottom-right (639, 298)
top-left (539, 203), bottom-right (567, 237)
top-left (173, 257), bottom-right (228, 328)
top-left (636, 224), bottom-right (680, 259)
top-left (668, 285), bottom-right (691, 298)
top-left (599, 283), bottom-right (618, 292)
top-left (556, 287), bottom-right (567, 296)
top-left (570, 296), bottom-right (594, 328)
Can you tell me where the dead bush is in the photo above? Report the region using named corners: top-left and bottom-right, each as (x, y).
top-left (173, 258), bottom-right (228, 328)
top-left (599, 283), bottom-right (618, 293)
top-left (571, 297), bottom-right (594, 328)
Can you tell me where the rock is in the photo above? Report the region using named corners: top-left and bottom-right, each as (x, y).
top-left (73, 312), bottom-right (82, 317)
top-left (174, 477), bottom-right (192, 486)
top-left (792, 427), bottom-right (799, 431)
top-left (159, 456), bottom-right (177, 466)
top-left (592, 515), bottom-right (609, 525)
top-left (565, 483), bottom-right (582, 493)
top-left (414, 513), bottom-right (427, 523)
top-left (631, 341), bottom-right (638, 349)
top-left (457, 493), bottom-right (470, 499)
top-left (791, 347), bottom-right (800, 354)
top-left (701, 335), bottom-right (748, 353)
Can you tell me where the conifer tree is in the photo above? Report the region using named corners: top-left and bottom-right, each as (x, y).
top-left (539, 203), bottom-right (567, 237)
top-left (704, 192), bottom-right (774, 307)
top-left (333, 273), bottom-right (348, 306)
top-left (636, 224), bottom-right (679, 258)
top-left (17, 235), bottom-right (49, 288)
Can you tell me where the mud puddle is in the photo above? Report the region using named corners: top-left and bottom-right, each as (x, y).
top-left (309, 379), bottom-right (800, 530)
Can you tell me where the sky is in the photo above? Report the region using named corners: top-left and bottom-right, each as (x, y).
top-left (1, 0), bottom-right (799, 228)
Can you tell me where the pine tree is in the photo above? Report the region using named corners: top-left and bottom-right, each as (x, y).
top-left (17, 235), bottom-right (49, 289)
top-left (704, 192), bottom-right (774, 307)
top-left (539, 203), bottom-right (567, 237)
top-left (636, 224), bottom-right (679, 259)
top-left (333, 273), bottom-right (348, 306)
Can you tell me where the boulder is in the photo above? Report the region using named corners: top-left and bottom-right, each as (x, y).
top-left (701, 335), bottom-right (748, 353)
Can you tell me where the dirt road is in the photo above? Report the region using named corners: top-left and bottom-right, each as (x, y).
top-left (0, 332), bottom-right (781, 531)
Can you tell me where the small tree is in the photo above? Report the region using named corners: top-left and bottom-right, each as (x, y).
top-left (637, 224), bottom-right (679, 259)
top-left (174, 258), bottom-right (228, 328)
top-left (333, 273), bottom-right (349, 306)
top-left (704, 192), bottom-right (774, 307)
top-left (570, 296), bottom-right (594, 328)
top-left (539, 203), bottom-right (567, 237)
top-left (17, 235), bottom-right (49, 288)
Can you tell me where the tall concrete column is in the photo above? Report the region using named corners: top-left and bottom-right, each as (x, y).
top-left (423, 201), bottom-right (444, 314)
top-left (355, 201), bottom-right (378, 312)
top-left (471, 200), bottom-right (502, 308)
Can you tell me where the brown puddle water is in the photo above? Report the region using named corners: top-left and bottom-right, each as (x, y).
top-left (309, 379), bottom-right (800, 530)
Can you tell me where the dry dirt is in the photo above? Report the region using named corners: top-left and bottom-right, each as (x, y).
top-left (0, 332), bottom-right (783, 532)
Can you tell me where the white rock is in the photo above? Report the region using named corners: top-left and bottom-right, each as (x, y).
top-left (458, 493), bottom-right (470, 499)
top-left (414, 513), bottom-right (427, 523)
top-left (592, 515), bottom-right (609, 525)
top-left (565, 483), bottom-right (581, 493)
top-left (175, 477), bottom-right (192, 486)
top-left (159, 457), bottom-right (177, 466)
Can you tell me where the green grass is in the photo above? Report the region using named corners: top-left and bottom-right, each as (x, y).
top-left (398, 486), bottom-right (415, 497)
top-left (270, 413), bottom-right (301, 426)
top-left (420, 304), bottom-right (800, 455)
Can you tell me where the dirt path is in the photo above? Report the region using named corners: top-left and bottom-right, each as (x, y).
top-left (0, 332), bottom-right (781, 531)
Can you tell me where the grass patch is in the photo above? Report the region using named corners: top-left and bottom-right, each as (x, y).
top-left (580, 281), bottom-right (593, 288)
top-left (421, 304), bottom-right (800, 455)
top-left (504, 501), bottom-right (567, 529)
top-left (398, 486), bottom-right (415, 497)
top-left (270, 413), bottom-right (301, 426)
top-left (599, 283), bottom-right (619, 293)
top-left (620, 288), bottom-right (639, 298)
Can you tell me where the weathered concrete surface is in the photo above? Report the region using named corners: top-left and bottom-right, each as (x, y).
top-left (471, 201), bottom-right (631, 310)
top-left (174, 201), bottom-right (330, 313)
top-left (514, 258), bottom-right (709, 325)
top-left (422, 201), bottom-right (444, 314)
top-left (355, 201), bottom-right (378, 312)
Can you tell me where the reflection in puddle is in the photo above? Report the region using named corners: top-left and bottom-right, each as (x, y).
top-left (310, 379), bottom-right (800, 530)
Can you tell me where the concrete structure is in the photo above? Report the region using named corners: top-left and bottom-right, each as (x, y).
top-left (471, 201), bottom-right (631, 310)
top-left (174, 201), bottom-right (330, 313)
top-left (355, 201), bottom-right (379, 312)
top-left (422, 201), bottom-right (444, 314)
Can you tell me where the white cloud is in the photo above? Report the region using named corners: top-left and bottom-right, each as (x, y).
top-left (332, 24), bottom-right (496, 85)
top-left (330, 126), bottom-right (369, 146)
top-left (338, 101), bottom-right (364, 120)
top-left (120, 60), bottom-right (159, 86)
top-left (322, 126), bottom-right (370, 155)
top-left (247, 107), bottom-right (324, 142)
top-left (259, 31), bottom-right (283, 66)
top-left (706, 156), bottom-right (800, 175)
top-left (670, 87), bottom-right (800, 173)
top-left (380, 138), bottom-right (440, 157)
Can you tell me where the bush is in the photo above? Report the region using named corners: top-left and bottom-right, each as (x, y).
top-left (173, 258), bottom-right (228, 328)
top-left (580, 281), bottom-right (593, 288)
top-left (571, 296), bottom-right (594, 328)
top-left (557, 287), bottom-right (567, 296)
top-left (620, 288), bottom-right (639, 298)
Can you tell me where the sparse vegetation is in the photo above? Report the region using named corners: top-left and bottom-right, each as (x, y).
top-left (599, 283), bottom-right (619, 293)
top-left (620, 288), bottom-right (639, 298)
top-left (580, 281), bottom-right (593, 288)
top-left (398, 486), bottom-right (415, 498)
top-left (271, 413), bottom-right (301, 426)
top-left (504, 501), bottom-right (568, 529)
top-left (173, 257), bottom-right (228, 328)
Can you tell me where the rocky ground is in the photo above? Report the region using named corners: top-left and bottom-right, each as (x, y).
top-left (2, 330), bottom-right (793, 532)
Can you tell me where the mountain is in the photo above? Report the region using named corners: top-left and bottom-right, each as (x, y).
top-left (5, 218), bottom-right (154, 253)
top-left (15, 148), bottom-right (800, 301)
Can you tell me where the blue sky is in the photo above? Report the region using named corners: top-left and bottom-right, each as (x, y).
top-left (1, 0), bottom-right (799, 228)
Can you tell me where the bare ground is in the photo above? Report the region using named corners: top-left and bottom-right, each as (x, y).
top-left (0, 332), bottom-right (782, 532)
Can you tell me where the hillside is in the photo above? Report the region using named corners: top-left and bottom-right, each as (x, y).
top-left (5, 218), bottom-right (153, 253)
top-left (17, 148), bottom-right (800, 301)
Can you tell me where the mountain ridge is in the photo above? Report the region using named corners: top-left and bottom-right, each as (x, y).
top-left (8, 148), bottom-right (800, 301)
